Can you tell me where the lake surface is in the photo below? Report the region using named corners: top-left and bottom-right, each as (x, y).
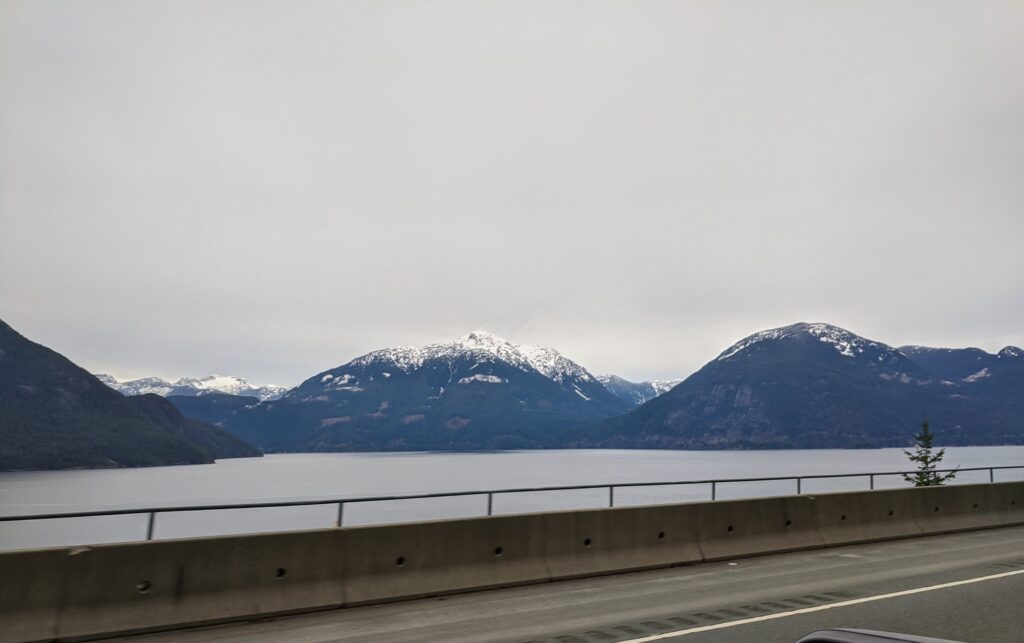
top-left (3, 447), bottom-right (1023, 550)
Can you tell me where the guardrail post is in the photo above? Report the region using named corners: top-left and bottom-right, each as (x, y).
top-left (711, 481), bottom-right (716, 501)
top-left (990, 468), bottom-right (995, 483)
top-left (336, 502), bottom-right (345, 527)
top-left (796, 478), bottom-right (802, 495)
top-left (609, 486), bottom-right (615, 508)
top-left (145, 512), bottom-right (156, 541)
top-left (486, 492), bottom-right (493, 516)
top-left (869, 474), bottom-right (875, 490)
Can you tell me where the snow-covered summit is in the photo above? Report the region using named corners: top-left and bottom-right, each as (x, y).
top-left (717, 322), bottom-right (894, 361)
top-left (998, 346), bottom-right (1024, 359)
top-left (98, 376), bottom-right (176, 397)
top-left (174, 375), bottom-right (287, 400)
top-left (98, 374), bottom-right (287, 401)
top-left (348, 331), bottom-right (598, 384)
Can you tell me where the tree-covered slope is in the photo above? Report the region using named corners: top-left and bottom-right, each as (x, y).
top-left (0, 319), bottom-right (260, 470)
top-left (127, 394), bottom-right (262, 459)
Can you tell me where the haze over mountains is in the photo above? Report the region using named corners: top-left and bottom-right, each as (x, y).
top-left (4, 318), bottom-right (1024, 470)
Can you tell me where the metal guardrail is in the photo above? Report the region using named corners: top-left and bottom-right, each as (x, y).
top-left (1, 465), bottom-right (1022, 541)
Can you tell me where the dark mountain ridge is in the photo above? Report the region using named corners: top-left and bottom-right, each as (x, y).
top-left (572, 323), bottom-right (1024, 449)
top-left (0, 319), bottom-right (261, 471)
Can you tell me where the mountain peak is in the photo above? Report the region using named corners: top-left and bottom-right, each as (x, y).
top-left (998, 346), bottom-right (1023, 359)
top-left (717, 322), bottom-right (880, 361)
top-left (459, 330), bottom-right (508, 345)
top-left (350, 332), bottom-right (595, 384)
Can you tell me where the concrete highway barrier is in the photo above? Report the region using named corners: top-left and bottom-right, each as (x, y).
top-left (3, 481), bottom-right (1023, 642)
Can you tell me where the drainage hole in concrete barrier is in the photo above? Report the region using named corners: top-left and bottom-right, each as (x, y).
top-left (275, 567), bottom-right (287, 579)
top-left (934, 506), bottom-right (940, 512)
top-left (583, 538), bottom-right (593, 547)
top-left (136, 581), bottom-right (151, 594)
top-left (840, 515), bottom-right (847, 522)
top-left (1012, 500), bottom-right (1017, 506)
top-left (973, 503), bottom-right (979, 509)
top-left (726, 525), bottom-right (734, 533)
top-left (888, 510), bottom-right (895, 517)
top-left (396, 556), bottom-right (406, 567)
top-left (785, 519), bottom-right (792, 527)
top-left (657, 531), bottom-right (666, 540)
top-left (494, 547), bottom-right (503, 557)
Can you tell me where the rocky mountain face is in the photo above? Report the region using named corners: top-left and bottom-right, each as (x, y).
top-left (0, 319), bottom-right (262, 471)
top-left (223, 331), bottom-right (630, 451)
top-left (96, 374), bottom-right (286, 401)
top-left (597, 375), bottom-right (682, 406)
top-left (573, 323), bottom-right (1024, 449)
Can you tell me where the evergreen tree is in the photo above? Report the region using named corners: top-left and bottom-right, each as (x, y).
top-left (902, 420), bottom-right (957, 486)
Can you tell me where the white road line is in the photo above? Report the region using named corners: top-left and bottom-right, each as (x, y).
top-left (618, 567), bottom-right (1024, 642)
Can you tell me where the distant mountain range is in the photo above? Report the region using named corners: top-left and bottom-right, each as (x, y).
top-left (5, 319), bottom-right (1024, 468)
top-left (0, 319), bottom-right (262, 471)
top-left (221, 331), bottom-right (631, 451)
top-left (596, 375), bottom-right (682, 406)
top-left (96, 374), bottom-right (286, 401)
top-left (572, 323), bottom-right (1024, 449)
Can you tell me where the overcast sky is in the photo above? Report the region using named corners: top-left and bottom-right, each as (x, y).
top-left (2, 1), bottom-right (1022, 387)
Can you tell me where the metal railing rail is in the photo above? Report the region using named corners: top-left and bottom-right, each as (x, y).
top-left (1, 465), bottom-right (1021, 541)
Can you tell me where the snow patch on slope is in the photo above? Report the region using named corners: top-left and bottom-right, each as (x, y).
top-left (458, 374), bottom-right (507, 385)
top-left (962, 368), bottom-right (991, 382)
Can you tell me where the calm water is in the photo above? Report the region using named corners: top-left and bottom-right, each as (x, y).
top-left (2, 447), bottom-right (1023, 550)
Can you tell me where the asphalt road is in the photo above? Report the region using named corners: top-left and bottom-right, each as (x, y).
top-left (118, 525), bottom-right (1024, 643)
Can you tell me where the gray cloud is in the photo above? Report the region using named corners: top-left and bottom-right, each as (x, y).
top-left (2, 0), bottom-right (1022, 386)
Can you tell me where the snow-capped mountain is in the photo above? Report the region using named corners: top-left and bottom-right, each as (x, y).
top-left (97, 374), bottom-right (287, 401)
top-left (575, 322), bottom-right (1024, 450)
top-left (716, 322), bottom-right (910, 366)
top-left (222, 331), bottom-right (630, 452)
top-left (597, 375), bottom-right (682, 406)
top-left (337, 331), bottom-right (608, 398)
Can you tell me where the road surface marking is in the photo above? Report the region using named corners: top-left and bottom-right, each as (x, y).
top-left (618, 567), bottom-right (1024, 641)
